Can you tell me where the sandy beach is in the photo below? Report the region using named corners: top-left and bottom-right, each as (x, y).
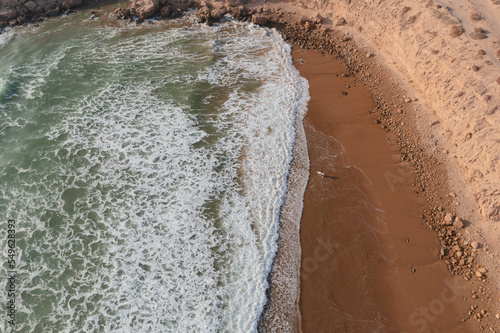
top-left (2, 0), bottom-right (500, 331)
top-left (295, 48), bottom-right (479, 332)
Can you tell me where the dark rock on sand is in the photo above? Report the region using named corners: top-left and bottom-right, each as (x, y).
top-left (453, 217), bottom-right (464, 229)
top-left (114, 8), bottom-right (130, 19)
top-left (252, 14), bottom-right (267, 25)
top-left (450, 25), bottom-right (463, 37)
top-left (469, 28), bottom-right (487, 39)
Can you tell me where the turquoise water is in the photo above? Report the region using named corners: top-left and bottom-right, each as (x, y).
top-left (0, 12), bottom-right (308, 332)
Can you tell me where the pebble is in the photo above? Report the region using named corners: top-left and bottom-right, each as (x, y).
top-left (471, 241), bottom-right (479, 249)
top-left (453, 217), bottom-right (464, 229)
top-left (476, 271), bottom-right (483, 277)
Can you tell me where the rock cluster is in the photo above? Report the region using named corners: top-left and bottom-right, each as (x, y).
top-left (112, 0), bottom-right (277, 26)
top-left (0, 0), bottom-right (84, 28)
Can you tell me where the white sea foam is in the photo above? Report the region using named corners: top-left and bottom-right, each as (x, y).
top-left (0, 16), bottom-right (309, 333)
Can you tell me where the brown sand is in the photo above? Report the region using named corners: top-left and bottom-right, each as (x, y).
top-left (294, 48), bottom-right (480, 332)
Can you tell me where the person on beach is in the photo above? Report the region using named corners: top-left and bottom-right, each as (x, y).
top-left (317, 170), bottom-right (325, 177)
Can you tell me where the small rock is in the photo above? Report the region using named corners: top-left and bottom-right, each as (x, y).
top-left (129, 0), bottom-right (160, 20)
top-left (114, 7), bottom-right (130, 19)
top-left (444, 213), bottom-right (454, 225)
top-left (471, 241), bottom-right (479, 249)
top-left (304, 21), bottom-right (315, 30)
top-left (478, 267), bottom-right (487, 274)
top-left (477, 49), bottom-right (486, 55)
top-left (404, 97), bottom-right (412, 103)
top-left (366, 52), bottom-right (372, 58)
top-left (469, 31), bottom-right (487, 40)
top-left (495, 313), bottom-right (499, 319)
top-left (472, 65), bottom-right (479, 71)
top-left (497, 49), bottom-right (500, 59)
top-left (453, 217), bottom-right (464, 229)
top-left (336, 17), bottom-right (346, 26)
top-left (472, 294), bottom-right (478, 299)
top-left (470, 13), bottom-right (481, 21)
top-left (476, 271), bottom-right (483, 277)
top-left (251, 15), bottom-right (267, 25)
top-left (451, 25), bottom-right (463, 37)
top-left (497, 76), bottom-right (500, 85)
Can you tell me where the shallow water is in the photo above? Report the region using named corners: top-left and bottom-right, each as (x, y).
top-left (0, 13), bottom-right (308, 332)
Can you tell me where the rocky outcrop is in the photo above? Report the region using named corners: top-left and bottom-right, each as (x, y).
top-left (129, 0), bottom-right (159, 19)
top-left (0, 0), bottom-right (85, 28)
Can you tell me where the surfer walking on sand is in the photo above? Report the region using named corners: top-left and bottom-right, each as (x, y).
top-left (317, 170), bottom-right (339, 179)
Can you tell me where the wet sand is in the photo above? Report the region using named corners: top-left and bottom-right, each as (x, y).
top-left (294, 48), bottom-right (479, 332)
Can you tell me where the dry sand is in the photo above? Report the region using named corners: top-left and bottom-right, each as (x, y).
top-left (295, 48), bottom-right (481, 332)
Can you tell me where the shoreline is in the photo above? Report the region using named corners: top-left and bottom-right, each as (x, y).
top-left (2, 1), bottom-right (499, 331)
top-left (263, 13), bottom-right (500, 332)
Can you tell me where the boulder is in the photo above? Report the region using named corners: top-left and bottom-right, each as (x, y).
top-left (195, 6), bottom-right (211, 22)
top-left (251, 14), bottom-right (267, 25)
top-left (160, 5), bottom-right (171, 18)
top-left (114, 8), bottom-right (130, 19)
top-left (24, 1), bottom-right (44, 16)
top-left (46, 7), bottom-right (61, 16)
top-left (68, 0), bottom-right (83, 8)
top-left (226, 0), bottom-right (246, 7)
top-left (210, 9), bottom-right (224, 20)
top-left (450, 25), bottom-right (463, 37)
top-left (443, 213), bottom-right (454, 225)
top-left (313, 13), bottom-right (324, 24)
top-left (129, 0), bottom-right (160, 19)
top-left (0, 9), bottom-right (17, 22)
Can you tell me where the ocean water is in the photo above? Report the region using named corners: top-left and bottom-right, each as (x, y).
top-left (0, 12), bottom-right (309, 333)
